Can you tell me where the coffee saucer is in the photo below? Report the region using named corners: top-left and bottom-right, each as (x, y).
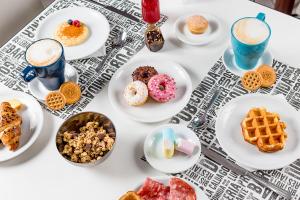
top-left (222, 46), bottom-right (273, 76)
top-left (28, 63), bottom-right (79, 101)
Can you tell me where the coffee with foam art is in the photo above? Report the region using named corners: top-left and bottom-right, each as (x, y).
top-left (26, 39), bottom-right (62, 67)
top-left (233, 18), bottom-right (270, 45)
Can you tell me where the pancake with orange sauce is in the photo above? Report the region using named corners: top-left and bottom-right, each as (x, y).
top-left (54, 22), bottom-right (89, 46)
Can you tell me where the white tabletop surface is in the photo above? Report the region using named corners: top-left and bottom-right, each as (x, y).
top-left (1, 0), bottom-right (300, 199)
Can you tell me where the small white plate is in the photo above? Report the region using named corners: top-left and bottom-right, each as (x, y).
top-left (216, 93), bottom-right (300, 170)
top-left (134, 176), bottom-right (209, 200)
top-left (108, 58), bottom-right (192, 123)
top-left (222, 46), bottom-right (273, 76)
top-left (144, 124), bottom-right (201, 174)
top-left (28, 63), bottom-right (78, 101)
top-left (174, 13), bottom-right (222, 45)
top-left (0, 90), bottom-right (44, 162)
top-left (36, 7), bottom-right (110, 60)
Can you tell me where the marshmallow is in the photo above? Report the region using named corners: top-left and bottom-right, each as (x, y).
top-left (175, 138), bottom-right (196, 156)
top-left (162, 128), bottom-right (175, 159)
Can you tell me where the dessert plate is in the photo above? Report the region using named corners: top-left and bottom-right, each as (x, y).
top-left (222, 46), bottom-right (273, 76)
top-left (216, 93), bottom-right (300, 170)
top-left (174, 13), bottom-right (222, 45)
top-left (108, 57), bottom-right (192, 123)
top-left (144, 124), bottom-right (201, 174)
top-left (28, 63), bottom-right (78, 101)
top-left (36, 7), bottom-right (110, 60)
top-left (134, 176), bottom-right (209, 200)
top-left (0, 90), bottom-right (44, 162)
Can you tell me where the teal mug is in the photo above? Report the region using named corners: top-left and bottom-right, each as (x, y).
top-left (231, 13), bottom-right (271, 70)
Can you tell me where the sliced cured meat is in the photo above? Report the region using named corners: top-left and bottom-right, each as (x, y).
top-left (169, 178), bottom-right (196, 200)
top-left (137, 178), bottom-right (170, 200)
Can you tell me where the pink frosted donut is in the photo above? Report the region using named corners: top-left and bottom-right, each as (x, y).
top-left (148, 74), bottom-right (176, 103)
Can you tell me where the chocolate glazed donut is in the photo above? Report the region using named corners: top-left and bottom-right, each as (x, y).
top-left (132, 66), bottom-right (158, 84)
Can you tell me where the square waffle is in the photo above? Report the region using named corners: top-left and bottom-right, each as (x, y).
top-left (241, 108), bottom-right (287, 152)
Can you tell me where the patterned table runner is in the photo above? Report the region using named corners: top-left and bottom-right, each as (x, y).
top-left (167, 58), bottom-right (300, 200)
top-left (0, 0), bottom-right (167, 119)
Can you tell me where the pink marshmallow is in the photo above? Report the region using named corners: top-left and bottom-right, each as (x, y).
top-left (175, 138), bottom-right (196, 156)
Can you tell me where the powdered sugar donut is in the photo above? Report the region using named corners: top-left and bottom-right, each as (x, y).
top-left (148, 74), bottom-right (176, 103)
top-left (124, 81), bottom-right (148, 106)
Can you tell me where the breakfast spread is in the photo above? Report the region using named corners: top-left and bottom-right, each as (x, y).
top-left (124, 81), bottom-right (149, 106)
top-left (241, 64), bottom-right (277, 91)
top-left (119, 177), bottom-right (196, 200)
top-left (56, 121), bottom-right (115, 163)
top-left (124, 66), bottom-right (176, 106)
top-left (0, 102), bottom-right (22, 151)
top-left (54, 19), bottom-right (89, 46)
top-left (46, 91), bottom-right (66, 111)
top-left (186, 15), bottom-right (208, 34)
top-left (59, 81), bottom-right (81, 104)
top-left (241, 107), bottom-right (287, 152)
top-left (132, 66), bottom-right (158, 85)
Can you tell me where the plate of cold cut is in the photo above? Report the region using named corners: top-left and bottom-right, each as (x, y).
top-left (118, 176), bottom-right (209, 200)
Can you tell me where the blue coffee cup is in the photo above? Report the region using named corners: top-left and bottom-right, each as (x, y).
top-left (21, 38), bottom-right (65, 91)
top-left (231, 13), bottom-right (271, 70)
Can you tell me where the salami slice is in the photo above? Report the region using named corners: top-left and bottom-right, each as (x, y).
top-left (137, 178), bottom-right (170, 200)
top-left (169, 178), bottom-right (196, 200)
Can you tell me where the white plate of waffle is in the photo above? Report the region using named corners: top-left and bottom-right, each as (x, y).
top-left (0, 90), bottom-right (44, 162)
top-left (216, 93), bottom-right (300, 170)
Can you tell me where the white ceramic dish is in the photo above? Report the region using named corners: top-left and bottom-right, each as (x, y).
top-left (222, 46), bottom-right (273, 76)
top-left (144, 124), bottom-right (201, 173)
top-left (108, 58), bottom-right (192, 123)
top-left (28, 63), bottom-right (78, 101)
top-left (134, 176), bottom-right (209, 200)
top-left (35, 7), bottom-right (110, 60)
top-left (216, 93), bottom-right (300, 170)
top-left (0, 90), bottom-right (44, 162)
top-left (174, 13), bottom-right (222, 45)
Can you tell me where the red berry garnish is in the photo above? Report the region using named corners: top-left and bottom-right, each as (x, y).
top-left (72, 20), bottom-right (81, 27)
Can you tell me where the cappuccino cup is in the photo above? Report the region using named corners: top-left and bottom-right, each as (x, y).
top-left (21, 39), bottom-right (65, 90)
top-left (231, 13), bottom-right (271, 70)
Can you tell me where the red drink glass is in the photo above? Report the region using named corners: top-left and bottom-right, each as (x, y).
top-left (142, 0), bottom-right (160, 24)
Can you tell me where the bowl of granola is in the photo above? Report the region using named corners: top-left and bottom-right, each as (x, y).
top-left (55, 112), bottom-right (116, 167)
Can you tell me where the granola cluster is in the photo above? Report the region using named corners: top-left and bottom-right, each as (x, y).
top-left (56, 121), bottom-right (115, 163)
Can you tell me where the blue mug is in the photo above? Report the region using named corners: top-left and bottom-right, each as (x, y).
top-left (21, 39), bottom-right (65, 91)
top-left (231, 13), bottom-right (271, 70)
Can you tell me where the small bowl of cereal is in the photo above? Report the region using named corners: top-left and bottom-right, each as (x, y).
top-left (55, 112), bottom-right (116, 167)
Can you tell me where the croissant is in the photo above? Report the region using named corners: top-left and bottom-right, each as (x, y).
top-left (0, 102), bottom-right (22, 151)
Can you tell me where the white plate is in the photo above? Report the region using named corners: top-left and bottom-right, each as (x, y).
top-left (174, 13), bottom-right (222, 45)
top-left (0, 90), bottom-right (44, 162)
top-left (28, 63), bottom-right (78, 101)
top-left (216, 94), bottom-right (300, 170)
top-left (134, 176), bottom-right (209, 200)
top-left (108, 58), bottom-right (192, 123)
top-left (222, 46), bottom-right (273, 76)
top-left (36, 7), bottom-right (110, 60)
top-left (144, 124), bottom-right (201, 173)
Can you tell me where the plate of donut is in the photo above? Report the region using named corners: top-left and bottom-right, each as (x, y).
top-left (108, 57), bottom-right (192, 123)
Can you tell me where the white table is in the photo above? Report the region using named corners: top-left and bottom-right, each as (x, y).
top-left (1, 0), bottom-right (300, 199)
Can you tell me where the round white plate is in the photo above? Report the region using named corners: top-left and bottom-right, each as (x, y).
top-left (134, 176), bottom-right (209, 200)
top-left (174, 13), bottom-right (222, 45)
top-left (222, 46), bottom-right (273, 76)
top-left (216, 93), bottom-right (300, 170)
top-left (28, 63), bottom-right (78, 101)
top-left (0, 90), bottom-right (44, 162)
top-left (108, 58), bottom-right (192, 123)
top-left (144, 124), bottom-right (201, 173)
top-left (36, 7), bottom-right (110, 60)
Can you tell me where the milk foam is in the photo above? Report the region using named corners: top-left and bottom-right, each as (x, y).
top-left (233, 18), bottom-right (269, 45)
top-left (26, 39), bottom-right (62, 66)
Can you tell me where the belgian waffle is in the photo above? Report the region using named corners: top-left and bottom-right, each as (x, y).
top-left (241, 108), bottom-right (287, 152)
